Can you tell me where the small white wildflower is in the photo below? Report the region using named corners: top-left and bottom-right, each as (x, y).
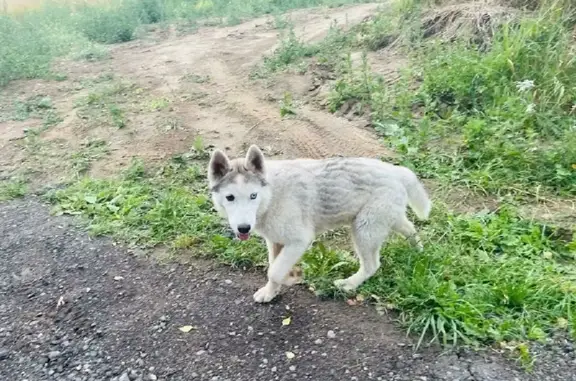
top-left (525, 103), bottom-right (536, 114)
top-left (516, 79), bottom-right (535, 92)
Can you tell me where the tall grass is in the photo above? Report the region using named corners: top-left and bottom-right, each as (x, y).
top-left (321, 0), bottom-right (576, 194)
top-left (0, 0), bottom-right (371, 86)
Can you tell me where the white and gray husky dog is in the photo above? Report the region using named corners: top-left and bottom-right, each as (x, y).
top-left (208, 145), bottom-right (432, 303)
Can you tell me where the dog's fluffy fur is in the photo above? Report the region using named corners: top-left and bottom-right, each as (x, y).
top-left (208, 145), bottom-right (432, 303)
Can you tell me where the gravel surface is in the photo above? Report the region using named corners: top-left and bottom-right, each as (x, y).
top-left (1, 199), bottom-right (575, 381)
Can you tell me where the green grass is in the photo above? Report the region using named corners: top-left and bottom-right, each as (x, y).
top-left (0, 0), bottom-right (371, 87)
top-left (47, 157), bottom-right (265, 266)
top-left (70, 139), bottom-right (110, 175)
top-left (0, 177), bottom-right (28, 201)
top-left (75, 79), bottom-right (138, 129)
top-left (46, 156), bottom-right (576, 364)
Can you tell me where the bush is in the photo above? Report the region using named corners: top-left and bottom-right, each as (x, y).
top-left (76, 4), bottom-right (141, 44)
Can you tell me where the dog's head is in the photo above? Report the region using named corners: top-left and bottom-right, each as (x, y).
top-left (207, 145), bottom-right (270, 241)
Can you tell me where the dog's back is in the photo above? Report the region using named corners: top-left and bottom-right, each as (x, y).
top-left (262, 157), bottom-right (430, 233)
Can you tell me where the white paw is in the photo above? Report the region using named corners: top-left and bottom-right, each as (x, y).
top-left (253, 285), bottom-right (279, 303)
top-left (334, 278), bottom-right (357, 292)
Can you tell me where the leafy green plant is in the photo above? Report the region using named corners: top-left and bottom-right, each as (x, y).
top-left (0, 177), bottom-right (28, 201)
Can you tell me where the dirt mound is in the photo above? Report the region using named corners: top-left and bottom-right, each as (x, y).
top-left (421, 2), bottom-right (519, 47)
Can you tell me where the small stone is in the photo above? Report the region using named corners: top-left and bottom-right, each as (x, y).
top-left (224, 279), bottom-right (232, 285)
top-left (48, 351), bottom-right (62, 360)
top-left (327, 330), bottom-right (336, 339)
top-left (147, 374), bottom-right (157, 381)
top-left (314, 339), bottom-right (323, 345)
top-left (130, 369), bottom-right (141, 378)
top-left (118, 373), bottom-right (130, 381)
top-left (271, 367), bottom-right (277, 372)
top-left (195, 350), bottom-right (206, 356)
top-left (289, 365), bottom-right (296, 372)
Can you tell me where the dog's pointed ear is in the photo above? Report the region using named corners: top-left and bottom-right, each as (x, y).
top-left (208, 149), bottom-right (230, 185)
top-left (245, 145), bottom-right (265, 175)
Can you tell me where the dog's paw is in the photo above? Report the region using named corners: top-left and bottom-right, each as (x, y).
top-left (333, 278), bottom-right (357, 292)
top-left (253, 284), bottom-right (279, 303)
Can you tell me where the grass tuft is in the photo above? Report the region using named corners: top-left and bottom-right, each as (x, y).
top-left (0, 177), bottom-right (28, 201)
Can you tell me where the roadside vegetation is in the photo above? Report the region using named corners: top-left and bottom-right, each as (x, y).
top-left (1, 0), bottom-right (575, 368)
top-left (260, 0), bottom-right (576, 195)
top-left (0, 0), bottom-right (371, 86)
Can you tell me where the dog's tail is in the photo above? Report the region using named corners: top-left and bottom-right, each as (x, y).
top-left (400, 167), bottom-right (432, 220)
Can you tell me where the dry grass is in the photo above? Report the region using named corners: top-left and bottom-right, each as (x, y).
top-left (420, 2), bottom-right (520, 47)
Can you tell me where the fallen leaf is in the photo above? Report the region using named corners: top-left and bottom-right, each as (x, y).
top-left (285, 351), bottom-right (295, 359)
top-left (282, 317), bottom-right (291, 326)
top-left (356, 294), bottom-right (365, 302)
top-left (179, 325), bottom-right (197, 333)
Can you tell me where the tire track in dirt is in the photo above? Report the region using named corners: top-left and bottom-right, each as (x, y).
top-left (100, 3), bottom-right (391, 159)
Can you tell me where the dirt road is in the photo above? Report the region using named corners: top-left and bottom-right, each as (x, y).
top-left (1, 199), bottom-right (575, 381)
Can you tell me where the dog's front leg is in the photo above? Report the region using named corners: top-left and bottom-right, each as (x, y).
top-left (265, 239), bottom-right (282, 266)
top-left (265, 239), bottom-right (302, 287)
top-left (254, 240), bottom-right (310, 303)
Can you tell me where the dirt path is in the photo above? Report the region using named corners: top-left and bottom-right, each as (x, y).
top-left (1, 199), bottom-right (576, 381)
top-left (0, 4), bottom-right (391, 184)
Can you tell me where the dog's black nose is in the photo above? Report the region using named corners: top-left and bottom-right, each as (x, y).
top-left (237, 224), bottom-right (251, 234)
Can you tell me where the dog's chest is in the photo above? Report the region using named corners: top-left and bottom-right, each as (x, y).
top-left (254, 213), bottom-right (298, 244)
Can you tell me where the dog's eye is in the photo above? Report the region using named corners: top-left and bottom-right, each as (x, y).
top-left (226, 195), bottom-right (235, 202)
top-left (250, 193), bottom-right (258, 200)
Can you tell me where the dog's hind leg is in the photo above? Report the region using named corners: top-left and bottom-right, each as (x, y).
top-left (334, 206), bottom-right (391, 292)
top-left (265, 239), bottom-right (302, 286)
top-left (393, 216), bottom-right (423, 251)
